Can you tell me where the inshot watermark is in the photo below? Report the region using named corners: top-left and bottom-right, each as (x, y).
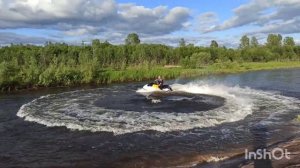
top-left (245, 148), bottom-right (291, 160)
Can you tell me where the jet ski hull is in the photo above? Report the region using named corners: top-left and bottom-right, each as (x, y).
top-left (142, 83), bottom-right (172, 92)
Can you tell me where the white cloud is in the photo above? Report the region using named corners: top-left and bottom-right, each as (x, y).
top-left (114, 5), bottom-right (190, 35)
top-left (257, 17), bottom-right (300, 34)
top-left (0, 32), bottom-right (53, 45)
top-left (0, 0), bottom-right (190, 38)
top-left (197, 12), bottom-right (219, 33)
top-left (202, 0), bottom-right (300, 34)
top-left (64, 26), bottom-right (97, 36)
top-left (0, 0), bottom-right (116, 22)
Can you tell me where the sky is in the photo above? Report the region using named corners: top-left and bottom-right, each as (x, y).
top-left (0, 0), bottom-right (299, 47)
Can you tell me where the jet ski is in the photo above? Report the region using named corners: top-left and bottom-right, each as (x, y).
top-left (142, 82), bottom-right (173, 92)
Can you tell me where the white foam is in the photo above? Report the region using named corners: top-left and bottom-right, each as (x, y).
top-left (151, 99), bottom-right (161, 103)
top-left (17, 81), bottom-right (300, 135)
top-left (207, 156), bottom-right (229, 162)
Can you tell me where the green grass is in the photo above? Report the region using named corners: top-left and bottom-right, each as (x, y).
top-left (97, 61), bottom-right (300, 84)
top-left (1, 61), bottom-right (300, 92)
top-left (207, 61), bottom-right (300, 72)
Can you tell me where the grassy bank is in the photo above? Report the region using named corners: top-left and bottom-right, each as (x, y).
top-left (1, 37), bottom-right (300, 92)
top-left (101, 61), bottom-right (300, 84)
top-left (82, 61), bottom-right (300, 86)
top-left (1, 61), bottom-right (300, 92)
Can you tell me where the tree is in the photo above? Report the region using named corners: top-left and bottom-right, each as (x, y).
top-left (92, 39), bottom-right (101, 48)
top-left (250, 36), bottom-right (259, 48)
top-left (210, 40), bottom-right (218, 48)
top-left (125, 33), bottom-right (140, 45)
top-left (179, 38), bottom-right (186, 47)
top-left (266, 34), bottom-right (282, 47)
top-left (182, 52), bottom-right (211, 68)
top-left (283, 37), bottom-right (296, 60)
top-left (1, 33), bottom-right (299, 92)
top-left (0, 61), bottom-right (21, 91)
top-left (240, 35), bottom-right (250, 49)
top-left (283, 37), bottom-right (295, 47)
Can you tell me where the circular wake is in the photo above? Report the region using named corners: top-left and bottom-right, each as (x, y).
top-left (17, 82), bottom-right (300, 135)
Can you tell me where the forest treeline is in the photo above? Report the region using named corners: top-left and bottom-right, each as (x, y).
top-left (0, 33), bottom-right (299, 91)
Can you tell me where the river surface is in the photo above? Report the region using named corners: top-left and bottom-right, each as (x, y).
top-left (1, 68), bottom-right (300, 167)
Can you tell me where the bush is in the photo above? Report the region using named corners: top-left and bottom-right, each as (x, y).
top-left (0, 61), bottom-right (21, 90)
top-left (38, 65), bottom-right (57, 86)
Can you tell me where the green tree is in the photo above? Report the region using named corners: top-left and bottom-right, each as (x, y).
top-left (250, 36), bottom-right (259, 48)
top-left (179, 38), bottom-right (186, 47)
top-left (210, 48), bottom-right (219, 62)
top-left (266, 34), bottom-right (282, 47)
top-left (210, 40), bottom-right (218, 48)
top-left (240, 35), bottom-right (250, 49)
top-left (125, 33), bottom-right (140, 45)
top-left (0, 61), bottom-right (21, 91)
top-left (92, 39), bottom-right (101, 47)
top-left (283, 37), bottom-right (295, 47)
top-left (283, 37), bottom-right (297, 60)
top-left (0, 33), bottom-right (299, 92)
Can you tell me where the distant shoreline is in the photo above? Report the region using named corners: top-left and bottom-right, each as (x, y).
top-left (2, 61), bottom-right (300, 93)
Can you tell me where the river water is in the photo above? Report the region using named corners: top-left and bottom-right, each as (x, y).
top-left (1, 68), bottom-right (300, 167)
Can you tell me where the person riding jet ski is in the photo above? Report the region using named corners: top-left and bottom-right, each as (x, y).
top-left (154, 76), bottom-right (164, 90)
top-left (154, 76), bottom-right (173, 91)
top-left (142, 76), bottom-right (173, 92)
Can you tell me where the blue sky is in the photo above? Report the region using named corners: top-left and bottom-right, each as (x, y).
top-left (0, 0), bottom-right (299, 47)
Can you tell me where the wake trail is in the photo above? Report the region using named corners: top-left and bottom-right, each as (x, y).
top-left (17, 81), bottom-right (300, 135)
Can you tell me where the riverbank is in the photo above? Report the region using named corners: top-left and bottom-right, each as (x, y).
top-left (102, 61), bottom-right (300, 83)
top-left (1, 61), bottom-right (300, 92)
